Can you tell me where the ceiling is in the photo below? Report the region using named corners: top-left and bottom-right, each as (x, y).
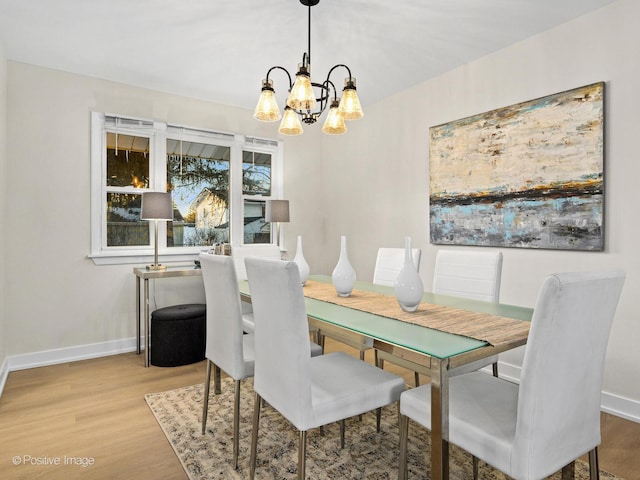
top-left (0, 0), bottom-right (617, 111)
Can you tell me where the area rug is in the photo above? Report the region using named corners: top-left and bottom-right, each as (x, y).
top-left (145, 378), bottom-right (622, 480)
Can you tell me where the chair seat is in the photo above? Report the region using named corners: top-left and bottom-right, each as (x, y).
top-left (305, 351), bottom-right (406, 431)
top-left (401, 372), bottom-right (518, 474)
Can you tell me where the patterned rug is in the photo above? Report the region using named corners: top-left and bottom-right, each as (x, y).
top-left (145, 378), bottom-right (622, 480)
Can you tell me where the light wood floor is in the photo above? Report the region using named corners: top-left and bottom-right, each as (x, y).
top-left (0, 340), bottom-right (639, 479)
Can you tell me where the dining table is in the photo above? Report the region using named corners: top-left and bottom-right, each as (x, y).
top-left (239, 273), bottom-right (533, 480)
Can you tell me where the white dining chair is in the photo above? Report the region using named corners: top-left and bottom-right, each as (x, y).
top-left (398, 269), bottom-right (625, 480)
top-left (318, 246), bottom-right (421, 363)
top-left (230, 244), bottom-right (282, 334)
top-left (245, 257), bottom-right (406, 480)
top-left (199, 252), bottom-right (255, 470)
top-left (433, 249), bottom-right (503, 377)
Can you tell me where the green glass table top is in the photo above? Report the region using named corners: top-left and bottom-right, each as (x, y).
top-left (240, 274), bottom-right (533, 360)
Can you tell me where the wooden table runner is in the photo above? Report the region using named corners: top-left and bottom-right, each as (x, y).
top-left (303, 280), bottom-right (530, 346)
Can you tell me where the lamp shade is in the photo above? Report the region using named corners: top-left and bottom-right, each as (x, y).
top-left (265, 200), bottom-right (290, 223)
top-left (141, 192), bottom-right (173, 220)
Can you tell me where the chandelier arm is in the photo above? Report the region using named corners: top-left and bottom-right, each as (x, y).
top-left (317, 79), bottom-right (337, 113)
top-left (265, 66), bottom-right (293, 89)
top-left (325, 63), bottom-right (354, 86)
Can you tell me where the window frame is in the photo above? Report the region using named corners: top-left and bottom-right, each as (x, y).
top-left (89, 112), bottom-right (283, 265)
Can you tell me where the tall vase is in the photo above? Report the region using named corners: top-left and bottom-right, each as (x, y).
top-left (293, 235), bottom-right (310, 286)
top-left (332, 235), bottom-right (356, 297)
top-left (394, 236), bottom-right (424, 312)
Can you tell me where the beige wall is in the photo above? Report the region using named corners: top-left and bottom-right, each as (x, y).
top-left (2, 0), bottom-right (639, 418)
top-left (313, 0), bottom-right (640, 414)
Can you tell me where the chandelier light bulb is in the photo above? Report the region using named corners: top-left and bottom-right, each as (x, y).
top-left (278, 107), bottom-right (304, 136)
top-left (287, 65), bottom-right (316, 111)
top-left (339, 77), bottom-right (364, 121)
top-left (254, 79), bottom-right (281, 122)
top-left (322, 100), bottom-right (347, 135)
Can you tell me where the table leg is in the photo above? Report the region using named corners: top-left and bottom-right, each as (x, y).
top-left (430, 357), bottom-right (450, 480)
top-left (135, 276), bottom-right (141, 355)
top-left (144, 278), bottom-right (150, 367)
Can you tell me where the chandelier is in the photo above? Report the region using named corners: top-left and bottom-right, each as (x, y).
top-left (253, 0), bottom-right (364, 136)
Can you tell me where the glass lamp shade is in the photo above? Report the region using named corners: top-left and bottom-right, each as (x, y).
top-left (141, 192), bottom-right (173, 220)
top-left (287, 66), bottom-right (316, 111)
top-left (339, 78), bottom-right (364, 120)
top-left (278, 107), bottom-right (304, 136)
top-left (322, 101), bottom-right (347, 135)
top-left (254, 80), bottom-right (281, 122)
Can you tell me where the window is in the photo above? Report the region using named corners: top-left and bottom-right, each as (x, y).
top-left (90, 113), bottom-right (283, 264)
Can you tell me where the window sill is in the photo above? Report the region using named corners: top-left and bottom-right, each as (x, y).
top-left (88, 252), bottom-right (202, 266)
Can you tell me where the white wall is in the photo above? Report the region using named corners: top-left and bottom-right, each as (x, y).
top-left (312, 0), bottom-right (640, 418)
top-left (0, 41), bottom-right (8, 389)
top-left (4, 62), bottom-right (321, 368)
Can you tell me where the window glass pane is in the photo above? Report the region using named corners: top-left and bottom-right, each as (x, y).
top-left (106, 132), bottom-right (150, 188)
top-left (243, 150), bottom-right (271, 195)
top-left (106, 193), bottom-right (148, 246)
top-left (167, 140), bottom-right (231, 247)
top-left (244, 200), bottom-right (270, 244)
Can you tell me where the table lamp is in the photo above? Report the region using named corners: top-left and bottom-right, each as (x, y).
top-left (265, 199), bottom-right (289, 247)
top-left (141, 192), bottom-right (173, 271)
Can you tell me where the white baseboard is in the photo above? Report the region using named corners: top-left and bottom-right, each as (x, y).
top-left (0, 356), bottom-right (9, 399)
top-left (6, 337), bottom-right (141, 373)
top-left (492, 360), bottom-right (640, 424)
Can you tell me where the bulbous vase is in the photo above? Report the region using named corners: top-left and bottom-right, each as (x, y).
top-left (331, 235), bottom-right (356, 297)
top-left (394, 236), bottom-right (424, 312)
top-left (293, 235), bottom-right (310, 286)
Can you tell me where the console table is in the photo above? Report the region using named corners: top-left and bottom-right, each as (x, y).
top-left (133, 265), bottom-right (203, 367)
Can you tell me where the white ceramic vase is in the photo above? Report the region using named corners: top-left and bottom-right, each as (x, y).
top-left (293, 235), bottom-right (310, 286)
top-left (332, 235), bottom-right (356, 297)
top-left (394, 236), bottom-right (424, 312)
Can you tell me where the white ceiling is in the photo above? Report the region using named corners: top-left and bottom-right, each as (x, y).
top-left (0, 0), bottom-right (617, 111)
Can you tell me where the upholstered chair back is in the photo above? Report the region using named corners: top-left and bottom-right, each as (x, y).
top-left (433, 250), bottom-right (503, 302)
top-left (373, 247), bottom-right (422, 287)
top-left (512, 270), bottom-right (625, 478)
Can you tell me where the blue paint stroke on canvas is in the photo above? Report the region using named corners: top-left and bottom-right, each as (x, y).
top-left (429, 82), bottom-right (604, 251)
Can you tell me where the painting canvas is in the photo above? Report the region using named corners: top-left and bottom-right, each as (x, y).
top-left (429, 82), bottom-right (604, 251)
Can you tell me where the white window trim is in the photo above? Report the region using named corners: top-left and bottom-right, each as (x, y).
top-left (89, 112), bottom-right (283, 266)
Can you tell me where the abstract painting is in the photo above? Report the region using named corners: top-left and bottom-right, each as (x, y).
top-left (429, 82), bottom-right (604, 251)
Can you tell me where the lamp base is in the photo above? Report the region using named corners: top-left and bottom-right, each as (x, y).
top-left (146, 264), bottom-right (167, 271)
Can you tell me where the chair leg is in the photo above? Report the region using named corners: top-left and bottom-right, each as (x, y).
top-left (492, 362), bottom-right (499, 378)
top-left (213, 363), bottom-right (222, 395)
top-left (379, 358), bottom-right (385, 370)
top-left (298, 430), bottom-right (307, 480)
top-left (340, 419), bottom-right (346, 449)
top-left (319, 332), bottom-right (325, 353)
top-left (398, 414), bottom-right (409, 480)
top-left (589, 447), bottom-right (600, 480)
top-left (561, 461), bottom-right (576, 480)
top-left (376, 407), bottom-right (382, 433)
top-left (472, 455), bottom-right (479, 480)
top-left (249, 392), bottom-right (262, 480)
top-left (201, 360), bottom-right (212, 434)
top-left (232, 379), bottom-right (241, 470)
top-left (414, 371), bottom-right (420, 387)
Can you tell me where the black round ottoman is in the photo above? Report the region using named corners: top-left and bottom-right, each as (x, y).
top-left (151, 304), bottom-right (206, 367)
